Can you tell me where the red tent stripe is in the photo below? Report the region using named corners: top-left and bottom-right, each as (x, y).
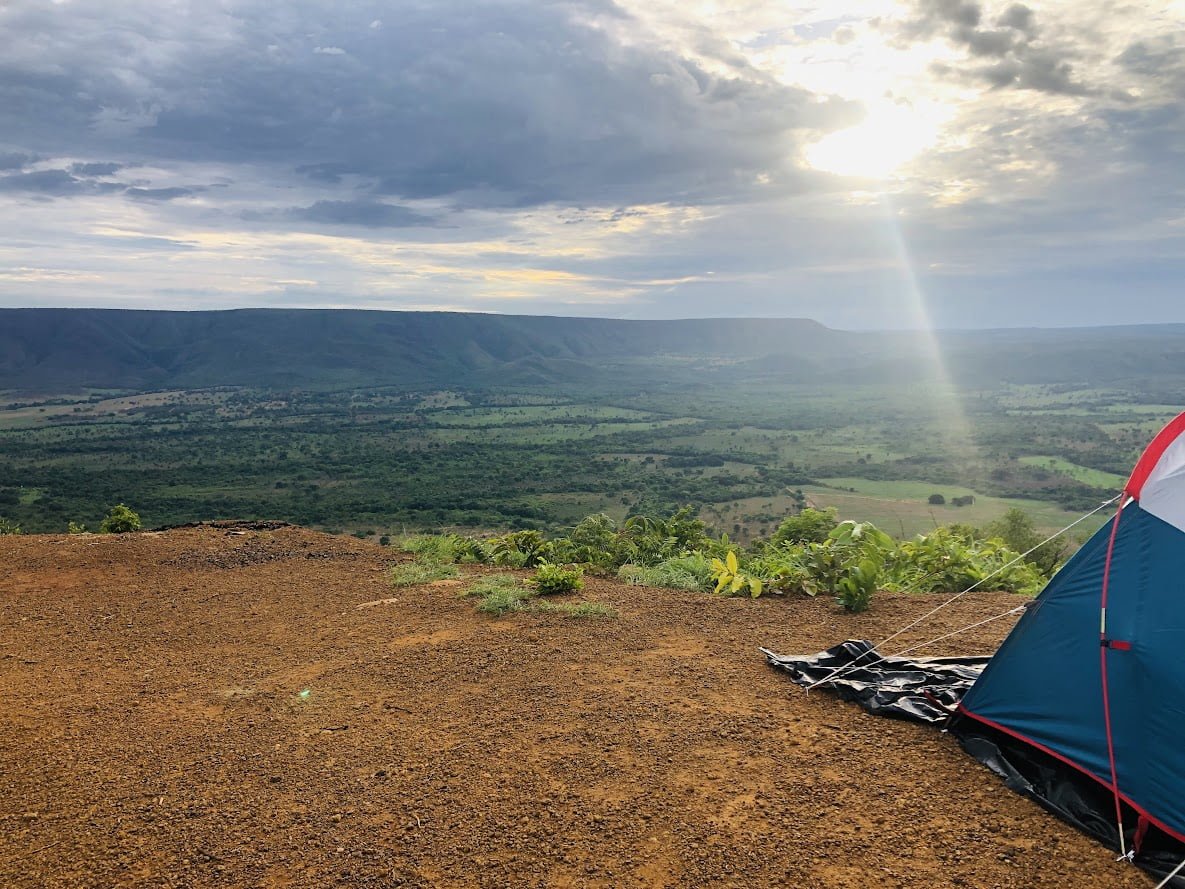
top-left (1125, 411), bottom-right (1185, 499)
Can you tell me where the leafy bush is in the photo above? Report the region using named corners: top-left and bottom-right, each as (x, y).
top-left (619, 506), bottom-right (711, 565)
top-left (550, 513), bottom-right (622, 570)
top-left (99, 504), bottom-right (141, 534)
top-left (67, 521), bottom-right (87, 534)
top-left (530, 561), bottom-right (584, 595)
top-left (885, 527), bottom-right (1044, 596)
top-left (771, 507), bottom-right (838, 546)
top-left (389, 559), bottom-right (459, 587)
top-left (0, 517), bottom-right (21, 535)
top-left (489, 530), bottom-right (552, 568)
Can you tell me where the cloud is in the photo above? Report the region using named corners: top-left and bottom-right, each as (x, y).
top-left (898, 0), bottom-right (1089, 95)
top-left (0, 0), bottom-right (849, 210)
top-left (0, 152), bottom-right (34, 171)
top-left (0, 1), bottom-right (1182, 328)
top-left (287, 200), bottom-right (435, 228)
top-left (0, 168), bottom-right (122, 196)
top-left (124, 186), bottom-right (201, 201)
top-left (70, 161), bottom-right (122, 176)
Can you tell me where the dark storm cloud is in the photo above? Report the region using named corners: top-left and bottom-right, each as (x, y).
top-left (288, 200), bottom-right (435, 228)
top-left (898, 0), bottom-right (1088, 95)
top-left (0, 0), bottom-right (851, 210)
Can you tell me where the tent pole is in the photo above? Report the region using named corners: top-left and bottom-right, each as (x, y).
top-left (1098, 498), bottom-right (1128, 859)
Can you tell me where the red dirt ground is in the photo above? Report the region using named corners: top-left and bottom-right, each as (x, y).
top-left (0, 524), bottom-right (1153, 888)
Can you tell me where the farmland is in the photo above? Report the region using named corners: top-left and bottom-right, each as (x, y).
top-left (0, 376), bottom-right (1170, 541)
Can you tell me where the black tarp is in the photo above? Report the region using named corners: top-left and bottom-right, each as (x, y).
top-left (764, 640), bottom-right (1185, 886)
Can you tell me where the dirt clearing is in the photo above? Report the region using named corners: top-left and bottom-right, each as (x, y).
top-left (0, 525), bottom-right (1151, 888)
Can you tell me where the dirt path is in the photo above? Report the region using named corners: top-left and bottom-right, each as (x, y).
top-left (0, 526), bottom-right (1152, 888)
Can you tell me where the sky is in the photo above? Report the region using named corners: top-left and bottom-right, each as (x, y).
top-left (0, 0), bottom-right (1183, 329)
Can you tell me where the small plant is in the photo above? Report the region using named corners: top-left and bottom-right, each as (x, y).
top-left (99, 504), bottom-right (141, 534)
top-left (710, 551), bottom-right (764, 598)
top-left (389, 559), bottom-right (459, 587)
top-left (535, 601), bottom-right (616, 619)
top-left (530, 561), bottom-right (584, 595)
top-left (67, 521), bottom-right (87, 534)
top-left (835, 557), bottom-right (879, 613)
top-left (0, 517), bottom-right (22, 535)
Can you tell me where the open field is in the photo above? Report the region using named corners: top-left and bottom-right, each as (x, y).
top-left (0, 524), bottom-right (1154, 888)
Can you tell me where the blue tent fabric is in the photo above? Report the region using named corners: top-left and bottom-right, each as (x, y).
top-left (958, 502), bottom-right (1185, 842)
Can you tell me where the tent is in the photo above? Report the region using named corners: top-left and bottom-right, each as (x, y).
top-left (955, 411), bottom-right (1185, 856)
top-left (767, 411), bottom-right (1185, 884)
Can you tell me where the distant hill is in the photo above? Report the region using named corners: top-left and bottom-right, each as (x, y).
top-left (1, 308), bottom-right (1183, 393)
top-left (0, 309), bottom-right (846, 393)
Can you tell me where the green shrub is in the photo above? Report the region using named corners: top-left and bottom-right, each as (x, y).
top-left (619, 506), bottom-right (710, 565)
top-left (0, 517), bottom-right (22, 535)
top-left (771, 507), bottom-right (838, 546)
top-left (530, 561), bottom-right (584, 595)
top-left (99, 504), bottom-right (141, 534)
top-left (550, 514), bottom-right (621, 570)
top-left (389, 559), bottom-right (459, 587)
top-left (67, 521), bottom-right (87, 534)
top-left (835, 556), bottom-right (879, 613)
top-left (885, 527), bottom-right (1044, 596)
top-left (489, 530), bottom-right (552, 568)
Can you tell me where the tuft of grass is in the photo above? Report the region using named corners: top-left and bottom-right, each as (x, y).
top-left (616, 553), bottom-right (712, 591)
top-left (535, 600), bottom-right (617, 619)
top-left (389, 558), bottom-right (459, 587)
top-left (464, 573), bottom-right (612, 618)
top-left (462, 574), bottom-right (521, 598)
top-left (475, 584), bottom-right (535, 616)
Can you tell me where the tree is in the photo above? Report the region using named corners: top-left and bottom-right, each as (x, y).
top-left (928, 493), bottom-right (946, 505)
top-left (985, 507), bottom-right (1067, 577)
top-left (100, 504), bottom-right (142, 534)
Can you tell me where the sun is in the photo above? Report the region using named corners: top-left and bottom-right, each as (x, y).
top-left (804, 102), bottom-right (943, 179)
